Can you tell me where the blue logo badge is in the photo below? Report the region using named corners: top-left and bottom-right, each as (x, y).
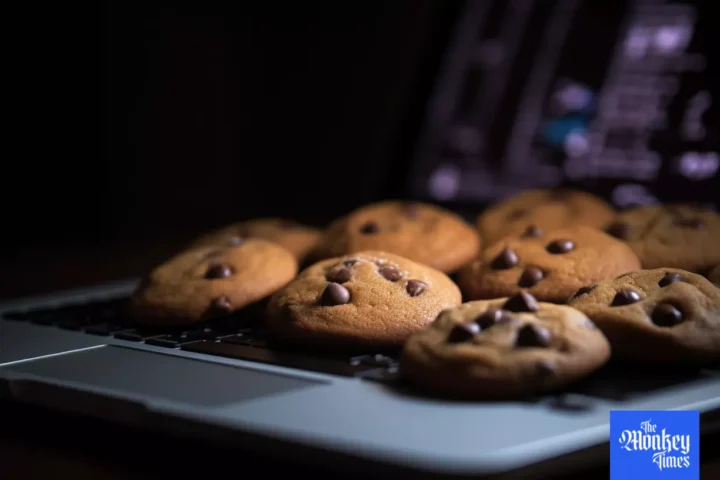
top-left (610, 410), bottom-right (699, 479)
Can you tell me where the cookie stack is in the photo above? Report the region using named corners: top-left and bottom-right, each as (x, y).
top-left (127, 191), bottom-right (720, 401)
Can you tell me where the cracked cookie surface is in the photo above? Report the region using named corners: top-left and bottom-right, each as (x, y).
top-left (458, 225), bottom-right (640, 303)
top-left (475, 189), bottom-right (615, 245)
top-left (311, 201), bottom-right (480, 273)
top-left (400, 293), bottom-right (610, 399)
top-left (568, 268), bottom-right (720, 365)
top-left (603, 204), bottom-right (720, 273)
top-left (189, 218), bottom-right (321, 263)
top-left (130, 240), bottom-right (298, 325)
top-left (266, 251), bottom-right (462, 349)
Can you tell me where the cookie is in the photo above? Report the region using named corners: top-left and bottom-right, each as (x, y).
top-left (310, 201), bottom-right (480, 273)
top-left (399, 293), bottom-right (611, 399)
top-left (567, 268), bottom-right (720, 365)
top-left (130, 239), bottom-right (298, 325)
top-left (266, 251), bottom-right (462, 350)
top-left (189, 218), bottom-right (321, 263)
top-left (458, 225), bottom-right (641, 303)
top-left (476, 189), bottom-right (615, 245)
top-left (603, 204), bottom-right (720, 273)
top-left (708, 264), bottom-right (720, 286)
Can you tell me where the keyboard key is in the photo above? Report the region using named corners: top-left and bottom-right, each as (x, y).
top-left (356, 367), bottom-right (401, 384)
top-left (220, 334), bottom-right (267, 348)
top-left (181, 341), bottom-right (377, 377)
top-left (28, 309), bottom-right (58, 326)
top-left (182, 327), bottom-right (229, 341)
top-left (57, 321), bottom-right (90, 331)
top-left (114, 328), bottom-right (170, 342)
top-left (54, 303), bottom-right (92, 317)
top-left (145, 332), bottom-right (208, 347)
top-left (349, 354), bottom-right (398, 367)
top-left (85, 323), bottom-right (131, 336)
top-left (143, 338), bottom-right (178, 348)
top-left (144, 337), bottom-right (200, 348)
top-left (57, 316), bottom-right (102, 331)
top-left (1, 311), bottom-right (28, 321)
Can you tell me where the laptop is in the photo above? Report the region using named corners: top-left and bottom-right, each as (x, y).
top-left (2, 0), bottom-right (719, 477)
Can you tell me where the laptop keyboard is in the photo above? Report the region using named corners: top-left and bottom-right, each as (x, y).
top-left (4, 296), bottom-right (719, 399)
top-left (1, 297), bottom-right (401, 383)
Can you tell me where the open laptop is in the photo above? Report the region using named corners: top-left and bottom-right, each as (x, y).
top-left (2, 0), bottom-right (719, 477)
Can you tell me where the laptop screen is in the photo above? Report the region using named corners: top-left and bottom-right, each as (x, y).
top-left (406, 0), bottom-right (719, 211)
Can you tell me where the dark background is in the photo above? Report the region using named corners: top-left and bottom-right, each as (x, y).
top-left (3, 1), bottom-right (717, 300)
top-left (1, 1), bottom-right (461, 299)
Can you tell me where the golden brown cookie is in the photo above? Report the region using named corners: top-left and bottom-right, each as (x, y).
top-left (476, 189), bottom-right (615, 245)
top-left (266, 251), bottom-right (462, 350)
top-left (708, 264), bottom-right (720, 286)
top-left (310, 201), bottom-right (480, 273)
top-left (399, 293), bottom-right (611, 399)
top-left (458, 225), bottom-right (641, 303)
top-left (189, 218), bottom-right (321, 263)
top-left (567, 268), bottom-right (720, 365)
top-left (603, 204), bottom-right (720, 273)
top-left (130, 240), bottom-right (298, 326)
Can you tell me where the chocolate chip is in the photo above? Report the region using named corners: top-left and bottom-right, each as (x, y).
top-left (475, 309), bottom-right (513, 330)
top-left (535, 359), bottom-right (556, 376)
top-left (674, 218), bottom-right (705, 229)
top-left (379, 265), bottom-right (403, 282)
top-left (658, 272), bottom-right (682, 287)
top-left (518, 267), bottom-right (544, 288)
top-left (503, 291), bottom-right (539, 312)
top-left (211, 295), bottom-right (232, 312)
top-left (522, 225), bottom-right (543, 238)
top-left (491, 248), bottom-right (519, 270)
top-left (320, 283), bottom-right (351, 306)
top-left (605, 221), bottom-right (630, 240)
top-left (405, 280), bottom-right (427, 297)
top-left (403, 203), bottom-right (419, 219)
top-left (360, 221), bottom-right (380, 234)
top-left (611, 288), bottom-right (642, 306)
top-left (343, 259), bottom-right (359, 267)
top-left (447, 324), bottom-right (479, 343)
top-left (546, 239), bottom-right (575, 254)
top-left (515, 324), bottom-right (552, 348)
top-left (571, 284), bottom-right (597, 299)
top-left (228, 236), bottom-right (244, 247)
top-left (651, 303), bottom-right (683, 327)
top-left (326, 267), bottom-right (352, 284)
top-left (205, 264), bottom-right (234, 279)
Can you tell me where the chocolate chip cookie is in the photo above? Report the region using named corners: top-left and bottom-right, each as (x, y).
top-left (266, 251), bottom-right (462, 349)
top-left (603, 204), bottom-right (720, 273)
top-left (399, 293), bottom-right (611, 399)
top-left (458, 225), bottom-right (641, 303)
top-left (310, 201), bottom-right (480, 273)
top-left (130, 239), bottom-right (298, 325)
top-left (189, 218), bottom-right (322, 263)
top-left (567, 268), bottom-right (720, 365)
top-left (476, 189), bottom-right (615, 245)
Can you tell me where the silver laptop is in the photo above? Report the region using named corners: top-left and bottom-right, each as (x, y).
top-left (3, 0), bottom-right (719, 477)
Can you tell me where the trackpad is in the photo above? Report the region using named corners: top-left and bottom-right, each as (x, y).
top-left (3, 345), bottom-right (322, 406)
